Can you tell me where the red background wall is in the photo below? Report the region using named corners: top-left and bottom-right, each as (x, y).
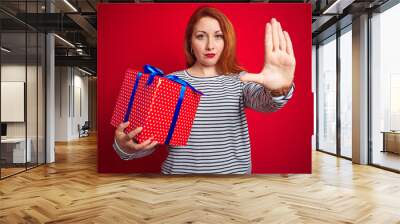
top-left (97, 3), bottom-right (313, 174)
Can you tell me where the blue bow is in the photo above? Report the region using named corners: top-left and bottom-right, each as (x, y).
top-left (144, 64), bottom-right (164, 85)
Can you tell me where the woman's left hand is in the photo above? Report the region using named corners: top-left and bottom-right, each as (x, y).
top-left (240, 18), bottom-right (296, 96)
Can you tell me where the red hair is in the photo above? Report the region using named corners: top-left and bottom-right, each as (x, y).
top-left (184, 6), bottom-right (244, 75)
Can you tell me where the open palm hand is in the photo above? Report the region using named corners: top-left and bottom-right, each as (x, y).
top-left (240, 18), bottom-right (295, 95)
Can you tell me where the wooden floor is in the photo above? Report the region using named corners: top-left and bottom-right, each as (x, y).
top-left (0, 167), bottom-right (26, 178)
top-left (1, 134), bottom-right (400, 223)
top-left (373, 150), bottom-right (400, 171)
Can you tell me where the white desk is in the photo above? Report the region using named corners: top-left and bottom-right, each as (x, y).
top-left (1, 138), bottom-right (32, 163)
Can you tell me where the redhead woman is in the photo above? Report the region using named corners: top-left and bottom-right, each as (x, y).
top-left (113, 6), bottom-right (295, 174)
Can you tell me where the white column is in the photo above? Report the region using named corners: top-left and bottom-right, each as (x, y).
top-left (46, 1), bottom-right (55, 163)
top-left (352, 14), bottom-right (369, 164)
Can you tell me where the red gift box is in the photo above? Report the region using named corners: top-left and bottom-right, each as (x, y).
top-left (110, 66), bottom-right (202, 146)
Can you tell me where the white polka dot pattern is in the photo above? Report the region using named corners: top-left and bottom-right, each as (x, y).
top-left (110, 68), bottom-right (138, 130)
top-left (110, 69), bottom-right (201, 146)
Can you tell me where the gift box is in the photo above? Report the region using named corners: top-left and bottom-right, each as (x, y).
top-left (110, 65), bottom-right (203, 146)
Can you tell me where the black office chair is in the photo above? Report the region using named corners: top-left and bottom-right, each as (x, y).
top-left (78, 121), bottom-right (90, 138)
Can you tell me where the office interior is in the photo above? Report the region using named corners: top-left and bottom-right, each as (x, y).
top-left (1, 0), bottom-right (97, 178)
top-left (0, 0), bottom-right (399, 223)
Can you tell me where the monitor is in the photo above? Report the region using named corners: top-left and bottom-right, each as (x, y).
top-left (1, 123), bottom-right (7, 137)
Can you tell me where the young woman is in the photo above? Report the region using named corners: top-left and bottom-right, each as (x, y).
top-left (113, 6), bottom-right (295, 174)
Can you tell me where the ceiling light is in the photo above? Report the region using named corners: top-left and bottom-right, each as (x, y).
top-left (1, 47), bottom-right (11, 53)
top-left (63, 0), bottom-right (78, 12)
top-left (322, 0), bottom-right (354, 15)
top-left (78, 67), bottom-right (93, 76)
top-left (54, 34), bottom-right (75, 48)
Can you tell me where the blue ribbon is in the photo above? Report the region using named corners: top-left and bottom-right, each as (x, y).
top-left (124, 72), bottom-right (143, 122)
top-left (164, 75), bottom-right (203, 145)
top-left (122, 65), bottom-right (203, 145)
top-left (123, 65), bottom-right (163, 123)
top-left (164, 75), bottom-right (203, 95)
top-left (144, 64), bottom-right (164, 85)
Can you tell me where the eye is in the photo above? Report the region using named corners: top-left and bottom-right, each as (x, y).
top-left (215, 34), bottom-right (224, 39)
top-left (196, 34), bottom-right (204, 39)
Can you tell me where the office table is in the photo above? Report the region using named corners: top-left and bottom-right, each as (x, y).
top-left (1, 138), bottom-right (32, 163)
top-left (381, 131), bottom-right (400, 154)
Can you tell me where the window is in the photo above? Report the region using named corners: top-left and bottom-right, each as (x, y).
top-left (339, 28), bottom-right (352, 158)
top-left (317, 36), bottom-right (337, 154)
top-left (370, 2), bottom-right (400, 171)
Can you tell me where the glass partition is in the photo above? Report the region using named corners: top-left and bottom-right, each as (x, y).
top-left (317, 36), bottom-right (337, 155)
top-left (371, 3), bottom-right (400, 171)
top-left (0, 0), bottom-right (46, 179)
top-left (339, 28), bottom-right (352, 158)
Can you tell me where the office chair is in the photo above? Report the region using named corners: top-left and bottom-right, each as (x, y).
top-left (79, 121), bottom-right (90, 138)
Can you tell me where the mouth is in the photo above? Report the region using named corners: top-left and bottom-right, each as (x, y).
top-left (205, 53), bottom-right (216, 58)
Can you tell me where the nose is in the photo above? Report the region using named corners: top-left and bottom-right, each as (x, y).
top-left (206, 37), bottom-right (214, 50)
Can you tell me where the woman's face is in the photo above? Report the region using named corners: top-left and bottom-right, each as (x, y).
top-left (191, 16), bottom-right (225, 68)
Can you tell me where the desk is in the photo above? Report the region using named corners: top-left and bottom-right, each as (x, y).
top-left (381, 131), bottom-right (400, 154)
top-left (1, 138), bottom-right (32, 163)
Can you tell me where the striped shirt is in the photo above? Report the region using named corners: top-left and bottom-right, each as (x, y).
top-left (113, 70), bottom-right (294, 174)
